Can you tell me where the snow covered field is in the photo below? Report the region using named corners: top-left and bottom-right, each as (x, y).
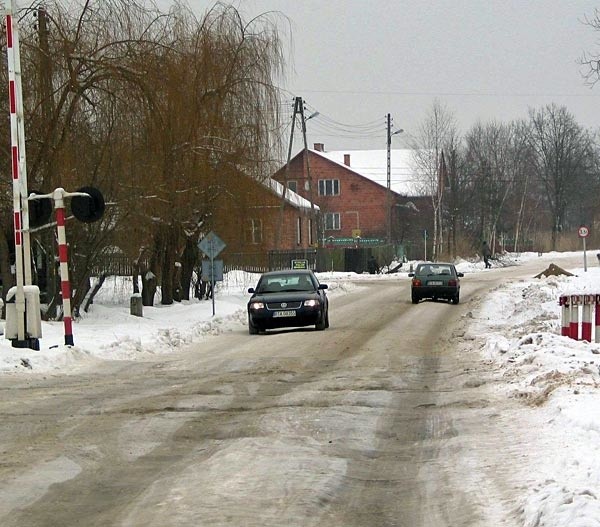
top-left (1, 250), bottom-right (599, 525)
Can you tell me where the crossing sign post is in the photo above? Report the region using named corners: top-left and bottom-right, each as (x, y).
top-left (198, 231), bottom-right (226, 315)
top-left (579, 225), bottom-right (590, 272)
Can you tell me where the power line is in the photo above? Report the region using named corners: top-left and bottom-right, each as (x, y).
top-left (290, 88), bottom-right (600, 98)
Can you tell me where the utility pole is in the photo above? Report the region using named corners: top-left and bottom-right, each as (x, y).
top-left (386, 114), bottom-right (403, 245)
top-left (276, 97), bottom-right (318, 250)
top-left (386, 113), bottom-right (392, 244)
top-left (275, 97), bottom-right (300, 251)
top-left (298, 99), bottom-right (318, 247)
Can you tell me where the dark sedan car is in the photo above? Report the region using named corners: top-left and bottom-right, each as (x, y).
top-left (247, 269), bottom-right (329, 334)
top-left (408, 262), bottom-right (463, 304)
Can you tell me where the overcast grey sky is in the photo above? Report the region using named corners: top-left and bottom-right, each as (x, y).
top-left (162, 0), bottom-right (600, 151)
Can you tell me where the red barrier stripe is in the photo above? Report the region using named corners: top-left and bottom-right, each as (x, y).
top-left (55, 207), bottom-right (66, 227)
top-left (6, 15), bottom-right (13, 48)
top-left (12, 145), bottom-right (18, 179)
top-left (63, 316), bottom-right (73, 336)
top-left (60, 279), bottom-right (71, 300)
top-left (58, 244), bottom-right (68, 262)
top-left (13, 211), bottom-right (21, 245)
top-left (9, 80), bottom-right (16, 113)
top-left (582, 322), bottom-right (592, 342)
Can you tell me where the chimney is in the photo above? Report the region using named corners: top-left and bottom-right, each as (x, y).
top-left (314, 143), bottom-right (324, 152)
top-left (344, 154), bottom-right (351, 166)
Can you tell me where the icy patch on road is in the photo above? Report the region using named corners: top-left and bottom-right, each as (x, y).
top-left (0, 456), bottom-right (81, 517)
top-left (121, 437), bottom-right (346, 527)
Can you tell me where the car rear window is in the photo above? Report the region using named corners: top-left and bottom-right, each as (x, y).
top-left (417, 265), bottom-right (453, 276)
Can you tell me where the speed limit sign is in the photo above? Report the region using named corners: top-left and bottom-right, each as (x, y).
top-left (578, 225), bottom-right (589, 238)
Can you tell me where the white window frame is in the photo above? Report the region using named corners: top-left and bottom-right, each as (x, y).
top-left (296, 217), bottom-right (302, 245)
top-left (324, 212), bottom-right (341, 230)
top-left (247, 218), bottom-right (263, 244)
top-left (318, 179), bottom-right (340, 196)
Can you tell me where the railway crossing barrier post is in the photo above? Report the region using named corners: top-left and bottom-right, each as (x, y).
top-left (559, 294), bottom-right (600, 343)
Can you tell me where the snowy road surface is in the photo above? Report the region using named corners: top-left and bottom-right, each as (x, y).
top-left (0, 255), bottom-right (589, 526)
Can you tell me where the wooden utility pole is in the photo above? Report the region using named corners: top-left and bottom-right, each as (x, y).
top-left (276, 97), bottom-right (318, 249)
top-left (275, 97), bottom-right (300, 251)
top-left (297, 99), bottom-right (317, 246)
top-left (386, 113), bottom-right (392, 244)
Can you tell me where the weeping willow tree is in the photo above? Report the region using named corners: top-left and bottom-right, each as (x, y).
top-left (0, 0), bottom-right (285, 315)
top-left (132, 2), bottom-right (286, 304)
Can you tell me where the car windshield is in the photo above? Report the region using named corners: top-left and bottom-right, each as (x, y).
top-left (257, 273), bottom-right (315, 293)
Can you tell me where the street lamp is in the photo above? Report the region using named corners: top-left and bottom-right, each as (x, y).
top-left (386, 113), bottom-right (404, 244)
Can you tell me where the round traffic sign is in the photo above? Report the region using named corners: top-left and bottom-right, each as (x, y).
top-left (578, 225), bottom-right (589, 238)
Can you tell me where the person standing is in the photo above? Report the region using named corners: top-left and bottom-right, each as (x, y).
top-left (482, 241), bottom-right (492, 269)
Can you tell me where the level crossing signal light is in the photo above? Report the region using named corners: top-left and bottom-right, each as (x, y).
top-left (28, 186), bottom-right (105, 226)
top-left (71, 186), bottom-right (105, 223)
top-left (28, 189), bottom-right (52, 227)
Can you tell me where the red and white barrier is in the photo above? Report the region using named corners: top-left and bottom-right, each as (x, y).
top-left (559, 294), bottom-right (600, 343)
top-left (54, 189), bottom-right (74, 346)
top-left (559, 295), bottom-right (570, 337)
top-left (596, 295), bottom-right (600, 344)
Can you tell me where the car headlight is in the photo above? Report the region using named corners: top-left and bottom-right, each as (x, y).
top-left (303, 299), bottom-right (319, 307)
top-left (249, 301), bottom-right (265, 310)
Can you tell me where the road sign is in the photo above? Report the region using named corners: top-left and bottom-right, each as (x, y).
top-left (198, 231), bottom-right (226, 258)
top-left (578, 226), bottom-right (589, 238)
top-left (291, 259), bottom-right (309, 270)
top-left (201, 259), bottom-right (223, 282)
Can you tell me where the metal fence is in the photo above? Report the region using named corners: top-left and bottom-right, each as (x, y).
top-left (90, 246), bottom-right (397, 277)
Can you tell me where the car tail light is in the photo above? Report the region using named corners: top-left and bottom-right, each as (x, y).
top-left (412, 279), bottom-right (422, 287)
top-left (448, 279), bottom-right (457, 286)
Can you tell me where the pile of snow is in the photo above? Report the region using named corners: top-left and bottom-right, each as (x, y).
top-left (469, 264), bottom-right (600, 525)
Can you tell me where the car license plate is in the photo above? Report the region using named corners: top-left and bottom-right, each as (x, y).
top-left (273, 310), bottom-right (296, 317)
top-left (428, 280), bottom-right (443, 285)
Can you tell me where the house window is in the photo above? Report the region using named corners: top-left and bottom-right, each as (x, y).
top-left (324, 212), bottom-right (341, 230)
top-left (246, 219), bottom-right (263, 244)
top-left (296, 217), bottom-right (302, 245)
top-left (287, 180), bottom-right (297, 193)
top-left (308, 218), bottom-right (313, 245)
top-left (318, 179), bottom-right (340, 196)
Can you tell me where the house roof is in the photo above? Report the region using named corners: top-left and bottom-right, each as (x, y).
top-left (265, 177), bottom-right (319, 211)
top-left (312, 148), bottom-right (424, 197)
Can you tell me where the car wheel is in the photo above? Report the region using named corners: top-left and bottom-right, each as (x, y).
top-left (248, 319), bottom-right (259, 334)
top-left (324, 309), bottom-right (330, 328)
top-left (451, 294), bottom-right (460, 305)
top-left (315, 312), bottom-right (327, 330)
top-left (411, 294), bottom-right (419, 304)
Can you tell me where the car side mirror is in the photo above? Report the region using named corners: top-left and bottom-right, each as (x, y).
top-left (247, 287), bottom-right (255, 294)
top-left (457, 272), bottom-right (464, 277)
top-left (319, 284), bottom-right (328, 290)
top-left (408, 273), bottom-right (414, 277)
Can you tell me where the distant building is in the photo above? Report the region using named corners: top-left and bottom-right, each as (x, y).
top-left (272, 144), bottom-right (432, 257)
top-left (210, 171), bottom-right (319, 256)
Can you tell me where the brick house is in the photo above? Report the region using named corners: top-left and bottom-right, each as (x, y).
top-left (208, 171), bottom-right (318, 259)
top-left (272, 144), bottom-right (431, 258)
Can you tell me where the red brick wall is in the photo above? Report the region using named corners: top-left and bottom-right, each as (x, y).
top-left (207, 172), bottom-right (315, 254)
top-left (274, 151), bottom-right (393, 240)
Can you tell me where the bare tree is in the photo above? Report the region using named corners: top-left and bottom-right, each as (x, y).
top-left (527, 104), bottom-right (592, 250)
top-left (410, 100), bottom-right (458, 260)
top-left (463, 120), bottom-right (532, 252)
